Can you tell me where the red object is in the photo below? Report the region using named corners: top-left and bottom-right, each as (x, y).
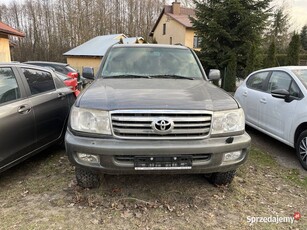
top-left (63, 77), bottom-right (80, 97)
top-left (67, 72), bottom-right (79, 79)
top-left (294, 212), bottom-right (301, 221)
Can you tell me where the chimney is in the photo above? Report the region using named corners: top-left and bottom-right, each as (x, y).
top-left (172, 1), bottom-right (180, 15)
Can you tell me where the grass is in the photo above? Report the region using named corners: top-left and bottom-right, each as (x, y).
top-left (248, 147), bottom-right (307, 189)
top-left (284, 169), bottom-right (307, 188)
top-left (0, 146), bottom-right (306, 229)
top-left (249, 147), bottom-right (277, 167)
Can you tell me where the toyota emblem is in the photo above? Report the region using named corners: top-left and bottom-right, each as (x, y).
top-left (152, 118), bottom-right (174, 134)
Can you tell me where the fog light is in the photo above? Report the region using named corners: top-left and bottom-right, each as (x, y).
top-left (77, 153), bottom-right (99, 163)
top-left (223, 151), bottom-right (241, 162)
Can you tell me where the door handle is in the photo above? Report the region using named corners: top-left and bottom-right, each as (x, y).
top-left (58, 92), bottom-right (66, 100)
top-left (243, 92), bottom-right (248, 97)
top-left (260, 98), bottom-right (267, 104)
top-left (18, 105), bottom-right (31, 114)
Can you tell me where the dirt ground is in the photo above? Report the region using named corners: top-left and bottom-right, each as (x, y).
top-left (0, 144), bottom-right (306, 230)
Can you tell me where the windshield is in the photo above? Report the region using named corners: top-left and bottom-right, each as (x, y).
top-left (292, 69), bottom-right (307, 89)
top-left (101, 47), bottom-right (204, 79)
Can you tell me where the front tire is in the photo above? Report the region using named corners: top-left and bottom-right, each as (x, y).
top-left (75, 167), bottom-right (100, 188)
top-left (208, 170), bottom-right (236, 186)
top-left (295, 130), bottom-right (307, 170)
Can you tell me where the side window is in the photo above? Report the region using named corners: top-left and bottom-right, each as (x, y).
top-left (268, 71), bottom-right (291, 92)
top-left (0, 67), bottom-right (21, 105)
top-left (22, 68), bottom-right (55, 95)
top-left (54, 76), bottom-right (65, 88)
top-left (53, 65), bottom-right (65, 74)
top-left (289, 81), bottom-right (302, 98)
top-left (246, 72), bottom-right (269, 91)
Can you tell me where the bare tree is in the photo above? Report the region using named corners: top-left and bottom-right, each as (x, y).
top-left (2, 0), bottom-right (165, 62)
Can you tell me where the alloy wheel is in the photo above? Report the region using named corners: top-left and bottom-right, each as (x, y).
top-left (299, 137), bottom-right (307, 164)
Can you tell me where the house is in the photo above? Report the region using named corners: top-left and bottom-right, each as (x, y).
top-left (63, 34), bottom-right (145, 73)
top-left (149, 1), bottom-right (201, 50)
top-left (0, 21), bottom-right (25, 62)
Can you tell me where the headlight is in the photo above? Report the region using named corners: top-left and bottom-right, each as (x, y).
top-left (70, 107), bottom-right (111, 135)
top-left (211, 108), bottom-right (245, 135)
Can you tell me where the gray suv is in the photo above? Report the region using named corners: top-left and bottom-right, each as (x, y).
top-left (65, 44), bottom-right (251, 188)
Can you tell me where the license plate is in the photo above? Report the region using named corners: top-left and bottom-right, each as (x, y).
top-left (134, 156), bottom-right (192, 170)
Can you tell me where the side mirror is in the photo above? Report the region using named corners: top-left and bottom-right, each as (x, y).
top-left (208, 69), bottom-right (220, 81)
top-left (82, 67), bottom-right (94, 80)
top-left (271, 89), bottom-right (292, 102)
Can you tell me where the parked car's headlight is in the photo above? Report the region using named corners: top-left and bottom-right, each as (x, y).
top-left (211, 108), bottom-right (245, 135)
top-left (70, 107), bottom-right (111, 135)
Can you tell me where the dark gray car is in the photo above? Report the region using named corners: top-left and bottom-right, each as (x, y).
top-left (24, 61), bottom-right (84, 89)
top-left (65, 44), bottom-right (251, 188)
top-left (0, 63), bottom-right (75, 173)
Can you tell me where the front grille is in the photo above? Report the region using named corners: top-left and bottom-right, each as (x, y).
top-left (111, 110), bottom-right (212, 139)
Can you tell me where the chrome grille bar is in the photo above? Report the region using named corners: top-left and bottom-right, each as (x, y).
top-left (112, 116), bottom-right (211, 122)
top-left (110, 110), bottom-right (212, 140)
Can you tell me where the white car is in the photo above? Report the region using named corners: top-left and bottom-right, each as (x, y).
top-left (234, 66), bottom-right (307, 170)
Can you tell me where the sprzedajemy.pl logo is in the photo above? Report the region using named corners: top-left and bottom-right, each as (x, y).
top-left (247, 212), bottom-right (301, 225)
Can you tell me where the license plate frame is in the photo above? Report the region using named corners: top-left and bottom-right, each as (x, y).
top-left (134, 156), bottom-right (192, 170)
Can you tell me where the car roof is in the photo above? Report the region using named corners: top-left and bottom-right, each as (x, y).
top-left (255, 66), bottom-right (307, 72)
top-left (247, 66), bottom-right (307, 78)
top-left (0, 62), bottom-right (56, 72)
top-left (24, 61), bottom-right (69, 66)
top-left (111, 43), bottom-right (189, 50)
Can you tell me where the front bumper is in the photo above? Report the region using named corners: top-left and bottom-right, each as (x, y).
top-left (65, 129), bottom-right (251, 174)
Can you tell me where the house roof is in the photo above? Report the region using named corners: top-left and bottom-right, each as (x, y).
top-left (63, 34), bottom-right (127, 57)
top-left (122, 37), bottom-right (145, 44)
top-left (0, 21), bottom-right (25, 37)
top-left (150, 4), bottom-right (195, 36)
top-left (165, 5), bottom-right (195, 27)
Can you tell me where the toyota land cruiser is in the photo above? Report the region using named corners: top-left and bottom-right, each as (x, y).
top-left (65, 44), bottom-right (251, 188)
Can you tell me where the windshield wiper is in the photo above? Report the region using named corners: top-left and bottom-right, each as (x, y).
top-left (103, 74), bottom-right (195, 80)
top-left (149, 74), bottom-right (195, 80)
top-left (103, 74), bottom-right (151, 79)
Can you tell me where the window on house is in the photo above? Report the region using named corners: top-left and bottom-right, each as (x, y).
top-left (193, 36), bottom-right (202, 48)
top-left (170, 37), bottom-right (172, 45)
top-left (163, 23), bottom-right (166, 35)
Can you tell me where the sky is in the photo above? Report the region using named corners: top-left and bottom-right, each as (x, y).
top-left (272, 0), bottom-right (307, 31)
top-left (0, 0), bottom-right (307, 31)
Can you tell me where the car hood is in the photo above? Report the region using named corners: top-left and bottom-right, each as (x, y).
top-left (77, 78), bottom-right (238, 111)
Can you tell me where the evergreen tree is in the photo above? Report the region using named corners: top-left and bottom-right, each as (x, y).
top-left (266, 7), bottom-right (290, 52)
top-left (264, 40), bottom-right (276, 67)
top-left (245, 43), bottom-right (257, 77)
top-left (287, 33), bottom-right (301, 65)
top-left (192, 0), bottom-right (271, 89)
top-left (224, 52), bottom-right (237, 92)
top-left (300, 25), bottom-right (307, 50)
